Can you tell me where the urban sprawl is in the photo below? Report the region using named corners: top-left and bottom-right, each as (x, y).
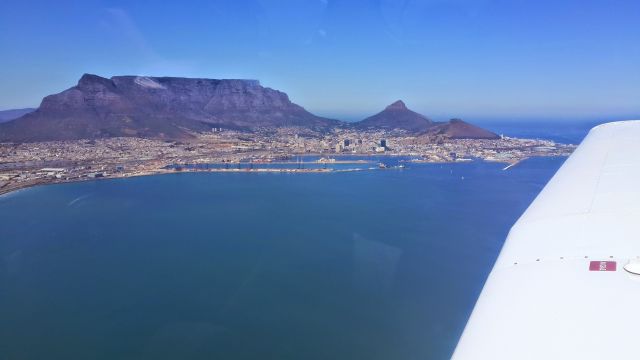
top-left (0, 127), bottom-right (575, 195)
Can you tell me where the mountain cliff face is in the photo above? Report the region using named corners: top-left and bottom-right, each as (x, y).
top-left (0, 74), bottom-right (337, 142)
top-left (354, 100), bottom-right (433, 132)
top-left (0, 77), bottom-right (499, 142)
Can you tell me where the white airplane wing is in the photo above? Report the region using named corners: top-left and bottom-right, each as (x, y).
top-left (452, 120), bottom-right (640, 359)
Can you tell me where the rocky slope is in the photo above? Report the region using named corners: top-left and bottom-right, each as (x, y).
top-left (0, 77), bottom-right (499, 142)
top-left (0, 74), bottom-right (338, 142)
top-left (354, 101), bottom-right (499, 139)
top-left (425, 119), bottom-right (500, 139)
top-left (354, 100), bottom-right (433, 132)
top-left (0, 108), bottom-right (35, 123)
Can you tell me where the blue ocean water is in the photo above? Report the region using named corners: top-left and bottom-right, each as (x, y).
top-left (0, 154), bottom-right (566, 359)
top-left (477, 119), bottom-right (605, 144)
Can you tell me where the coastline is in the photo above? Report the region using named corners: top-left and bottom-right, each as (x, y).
top-left (0, 156), bottom-right (557, 198)
top-left (0, 165), bottom-right (371, 198)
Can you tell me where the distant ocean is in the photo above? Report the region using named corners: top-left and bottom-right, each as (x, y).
top-left (0, 121), bottom-right (600, 359)
top-left (478, 119), bottom-right (606, 144)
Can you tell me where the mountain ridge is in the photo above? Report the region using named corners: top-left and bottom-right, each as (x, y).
top-left (0, 108), bottom-right (35, 123)
top-left (424, 118), bottom-right (500, 139)
top-left (353, 101), bottom-right (499, 139)
top-left (0, 74), bottom-right (338, 142)
top-left (0, 75), bottom-right (498, 142)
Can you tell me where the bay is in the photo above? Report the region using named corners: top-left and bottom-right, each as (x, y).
top-left (0, 156), bottom-right (565, 359)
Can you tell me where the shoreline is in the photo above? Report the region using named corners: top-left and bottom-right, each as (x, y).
top-left (0, 156), bottom-right (559, 198)
top-left (0, 165), bottom-right (376, 198)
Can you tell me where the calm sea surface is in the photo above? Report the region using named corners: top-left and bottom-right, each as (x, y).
top-left (0, 121), bottom-right (593, 359)
top-left (0, 158), bottom-right (564, 359)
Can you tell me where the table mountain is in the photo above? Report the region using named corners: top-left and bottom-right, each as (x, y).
top-left (0, 74), bottom-right (338, 142)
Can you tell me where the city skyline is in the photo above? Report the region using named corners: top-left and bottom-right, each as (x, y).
top-left (1, 0), bottom-right (639, 121)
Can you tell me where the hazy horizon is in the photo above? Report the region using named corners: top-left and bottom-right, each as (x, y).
top-left (1, 94), bottom-right (636, 124)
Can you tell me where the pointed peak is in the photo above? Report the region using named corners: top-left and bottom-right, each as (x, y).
top-left (385, 100), bottom-right (407, 110)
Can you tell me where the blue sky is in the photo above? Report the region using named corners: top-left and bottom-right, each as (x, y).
top-left (1, 0), bottom-right (638, 121)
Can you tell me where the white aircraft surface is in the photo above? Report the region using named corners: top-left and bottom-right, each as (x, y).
top-left (452, 120), bottom-right (640, 359)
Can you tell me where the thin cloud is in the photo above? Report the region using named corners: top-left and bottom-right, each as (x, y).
top-left (100, 7), bottom-right (197, 77)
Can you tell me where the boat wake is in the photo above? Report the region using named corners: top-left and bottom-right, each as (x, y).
top-left (68, 194), bottom-right (92, 207)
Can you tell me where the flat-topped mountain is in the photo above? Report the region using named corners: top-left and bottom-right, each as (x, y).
top-left (0, 77), bottom-right (499, 142)
top-left (354, 100), bottom-right (434, 132)
top-left (0, 74), bottom-right (337, 142)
